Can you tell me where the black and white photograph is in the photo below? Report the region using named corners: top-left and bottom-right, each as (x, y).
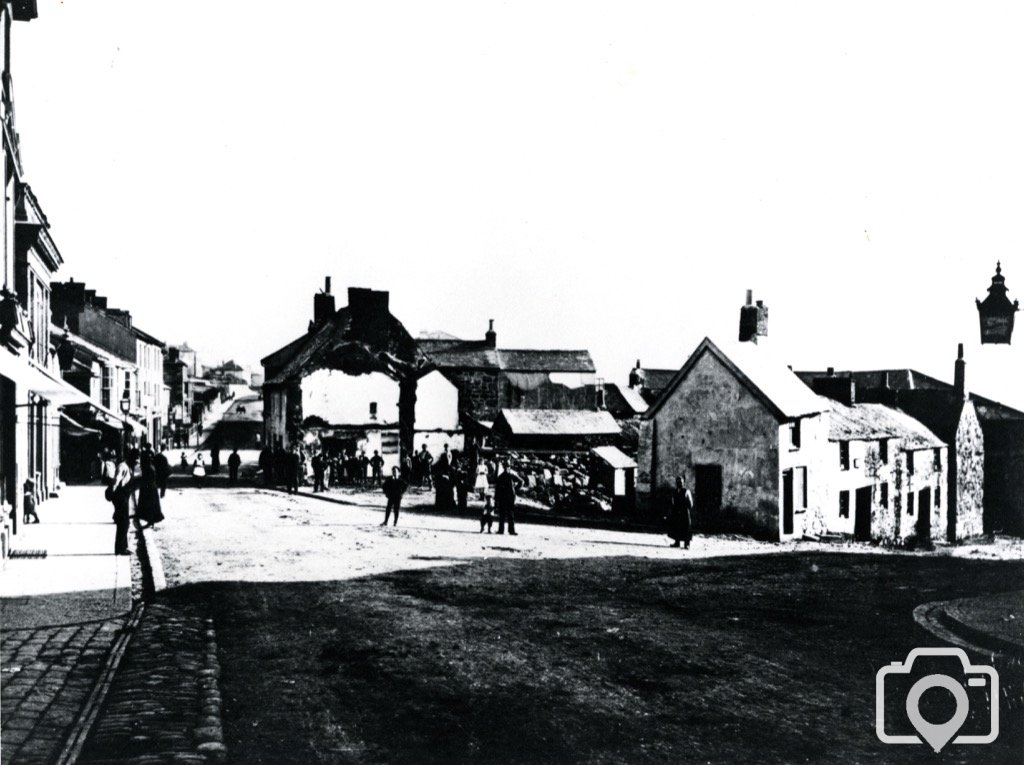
top-left (1, 2), bottom-right (1023, 763)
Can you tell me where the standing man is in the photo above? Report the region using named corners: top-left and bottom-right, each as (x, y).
top-left (153, 447), bottom-right (171, 498)
top-left (228, 449), bottom-right (242, 485)
top-left (380, 466), bottom-right (408, 526)
top-left (110, 449), bottom-right (134, 556)
top-left (369, 450), bottom-right (384, 486)
top-left (417, 444), bottom-right (433, 489)
top-left (666, 476), bottom-right (693, 549)
top-left (311, 451), bottom-right (326, 493)
top-left (495, 459), bottom-right (519, 536)
top-left (287, 447), bottom-right (302, 494)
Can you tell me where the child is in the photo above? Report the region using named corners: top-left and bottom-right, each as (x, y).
top-left (23, 478), bottom-right (39, 524)
top-left (479, 494), bottom-right (495, 533)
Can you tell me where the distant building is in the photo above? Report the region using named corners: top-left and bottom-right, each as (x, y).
top-left (417, 322), bottom-right (598, 426)
top-left (133, 327), bottom-right (166, 447)
top-left (627, 362), bottom-right (677, 405)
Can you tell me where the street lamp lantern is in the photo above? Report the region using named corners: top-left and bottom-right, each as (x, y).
top-left (120, 392), bottom-right (131, 415)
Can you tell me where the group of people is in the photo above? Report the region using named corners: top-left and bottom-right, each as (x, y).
top-left (379, 445), bottom-right (521, 536)
top-left (99, 444), bottom-right (169, 555)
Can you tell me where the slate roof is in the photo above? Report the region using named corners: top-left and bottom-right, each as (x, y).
top-left (646, 338), bottom-right (824, 422)
top-left (610, 384), bottom-right (648, 416)
top-left (796, 368), bottom-right (1024, 423)
top-left (495, 409), bottom-right (621, 437)
top-left (639, 368), bottom-right (677, 393)
top-left (418, 341), bottom-right (595, 374)
top-left (822, 398), bottom-right (945, 449)
top-left (591, 445), bottom-right (637, 469)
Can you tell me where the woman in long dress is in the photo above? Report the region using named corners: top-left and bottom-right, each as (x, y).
top-left (192, 453), bottom-right (207, 482)
top-left (665, 476), bottom-right (693, 549)
top-left (474, 459), bottom-right (489, 500)
top-left (135, 450), bottom-right (165, 528)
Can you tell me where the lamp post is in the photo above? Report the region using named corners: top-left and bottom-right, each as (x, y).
top-left (120, 393), bottom-right (132, 452)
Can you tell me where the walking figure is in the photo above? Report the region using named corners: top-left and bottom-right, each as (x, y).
top-left (495, 460), bottom-right (519, 536)
top-left (153, 448), bottom-right (170, 498)
top-left (369, 450), bottom-right (384, 486)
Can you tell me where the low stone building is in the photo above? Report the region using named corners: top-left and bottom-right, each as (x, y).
top-left (817, 396), bottom-right (949, 543)
top-left (638, 337), bottom-right (828, 540)
top-left (490, 408), bottom-right (622, 453)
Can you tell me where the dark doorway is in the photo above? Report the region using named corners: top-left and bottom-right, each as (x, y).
top-left (917, 486), bottom-right (932, 541)
top-left (854, 486), bottom-right (872, 541)
top-left (782, 469), bottom-right (794, 535)
top-left (694, 464), bottom-right (723, 525)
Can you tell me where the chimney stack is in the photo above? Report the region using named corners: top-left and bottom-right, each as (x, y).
top-left (485, 319), bottom-right (497, 348)
top-left (595, 378), bottom-right (607, 410)
top-left (954, 342), bottom-right (967, 400)
top-left (313, 276), bottom-right (336, 328)
top-left (739, 290), bottom-right (768, 343)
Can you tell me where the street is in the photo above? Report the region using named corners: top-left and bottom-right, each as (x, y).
top-left (85, 483), bottom-right (1024, 764)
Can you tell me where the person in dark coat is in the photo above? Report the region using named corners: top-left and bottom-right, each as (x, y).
top-left (287, 447), bottom-right (302, 494)
top-left (452, 451), bottom-right (469, 513)
top-left (258, 447), bottom-right (273, 486)
top-left (665, 476), bottom-right (693, 549)
top-left (380, 467), bottom-right (408, 526)
top-left (369, 451), bottom-right (384, 486)
top-left (135, 449), bottom-right (165, 529)
top-left (433, 454), bottom-right (455, 512)
top-left (495, 460), bottom-right (519, 535)
top-left (228, 449), bottom-right (242, 484)
top-left (311, 451), bottom-right (326, 493)
top-left (153, 448), bottom-right (171, 498)
top-left (274, 447), bottom-right (288, 488)
top-left (358, 450), bottom-right (370, 487)
top-left (109, 449), bottom-right (134, 555)
top-left (416, 445), bottom-right (433, 488)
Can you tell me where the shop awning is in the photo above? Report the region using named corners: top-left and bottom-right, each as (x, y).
top-left (0, 348), bottom-right (90, 406)
top-left (67, 401), bottom-right (147, 436)
top-left (60, 411), bottom-right (101, 437)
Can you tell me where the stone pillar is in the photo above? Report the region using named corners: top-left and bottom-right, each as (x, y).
top-left (398, 377), bottom-right (417, 468)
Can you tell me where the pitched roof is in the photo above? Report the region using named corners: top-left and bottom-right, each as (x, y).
top-left (497, 349), bottom-right (595, 373)
top-left (418, 342), bottom-right (596, 374)
top-left (796, 368), bottom-right (1024, 422)
top-left (591, 445), bottom-right (637, 469)
top-left (822, 398), bottom-right (945, 449)
top-left (639, 368), bottom-right (677, 392)
top-left (610, 384), bottom-right (648, 416)
top-left (646, 338), bottom-right (824, 422)
top-left (496, 409), bottom-right (621, 437)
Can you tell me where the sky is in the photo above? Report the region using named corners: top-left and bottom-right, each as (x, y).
top-left (11, 2), bottom-right (1024, 408)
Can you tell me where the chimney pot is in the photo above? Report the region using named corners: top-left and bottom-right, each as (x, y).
top-left (485, 319), bottom-right (497, 348)
top-left (746, 289), bottom-right (753, 306)
top-left (325, 276), bottom-right (332, 294)
top-left (827, 367), bottom-right (835, 376)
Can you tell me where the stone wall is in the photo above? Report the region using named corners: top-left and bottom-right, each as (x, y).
top-left (640, 351), bottom-right (782, 538)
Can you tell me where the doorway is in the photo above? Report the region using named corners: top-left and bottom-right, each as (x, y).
top-left (917, 486), bottom-right (932, 541)
top-left (854, 486), bottom-right (872, 541)
top-left (782, 469), bottom-right (794, 535)
top-left (693, 464), bottom-right (723, 523)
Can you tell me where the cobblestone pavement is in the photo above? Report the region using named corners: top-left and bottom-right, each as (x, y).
top-left (78, 603), bottom-right (225, 764)
top-left (0, 618), bottom-right (127, 764)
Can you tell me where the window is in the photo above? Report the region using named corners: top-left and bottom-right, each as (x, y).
top-left (906, 451), bottom-right (915, 477)
top-left (789, 421), bottom-right (801, 449)
top-left (907, 493), bottom-right (915, 516)
top-left (933, 448), bottom-right (942, 472)
top-left (879, 438), bottom-right (889, 465)
top-left (839, 441), bottom-right (850, 471)
top-left (369, 401), bottom-right (378, 420)
top-left (839, 490), bottom-right (850, 518)
top-left (101, 366), bottom-right (112, 409)
top-left (880, 482), bottom-right (889, 508)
